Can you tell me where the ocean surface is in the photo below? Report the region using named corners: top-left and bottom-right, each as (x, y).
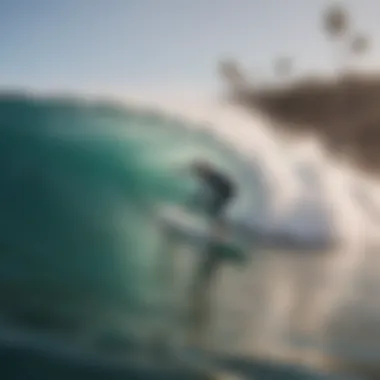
top-left (0, 91), bottom-right (379, 379)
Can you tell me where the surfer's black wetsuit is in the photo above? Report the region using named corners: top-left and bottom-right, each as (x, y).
top-left (192, 162), bottom-right (236, 217)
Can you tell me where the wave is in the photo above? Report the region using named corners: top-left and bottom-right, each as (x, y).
top-left (0, 90), bottom-right (379, 377)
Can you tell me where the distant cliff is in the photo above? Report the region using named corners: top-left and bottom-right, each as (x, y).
top-left (234, 73), bottom-right (380, 174)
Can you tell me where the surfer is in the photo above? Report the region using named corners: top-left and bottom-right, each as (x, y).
top-left (189, 160), bottom-right (244, 349)
top-left (190, 160), bottom-right (236, 217)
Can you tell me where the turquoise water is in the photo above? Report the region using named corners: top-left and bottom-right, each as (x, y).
top-left (0, 94), bottom-right (209, 336)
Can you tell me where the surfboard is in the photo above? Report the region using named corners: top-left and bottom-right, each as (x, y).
top-left (158, 206), bottom-right (247, 265)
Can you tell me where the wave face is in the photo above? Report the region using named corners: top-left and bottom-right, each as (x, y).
top-left (0, 94), bottom-right (207, 338)
top-left (1, 91), bottom-right (380, 375)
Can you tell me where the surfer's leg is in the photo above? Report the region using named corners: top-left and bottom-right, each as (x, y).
top-left (188, 254), bottom-right (218, 350)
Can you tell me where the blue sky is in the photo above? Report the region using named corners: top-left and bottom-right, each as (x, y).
top-left (1, 0), bottom-right (380, 95)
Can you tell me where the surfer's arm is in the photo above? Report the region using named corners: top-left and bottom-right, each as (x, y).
top-left (214, 241), bottom-right (248, 266)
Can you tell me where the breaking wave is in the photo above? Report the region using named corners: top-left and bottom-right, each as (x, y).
top-left (0, 90), bottom-right (379, 378)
